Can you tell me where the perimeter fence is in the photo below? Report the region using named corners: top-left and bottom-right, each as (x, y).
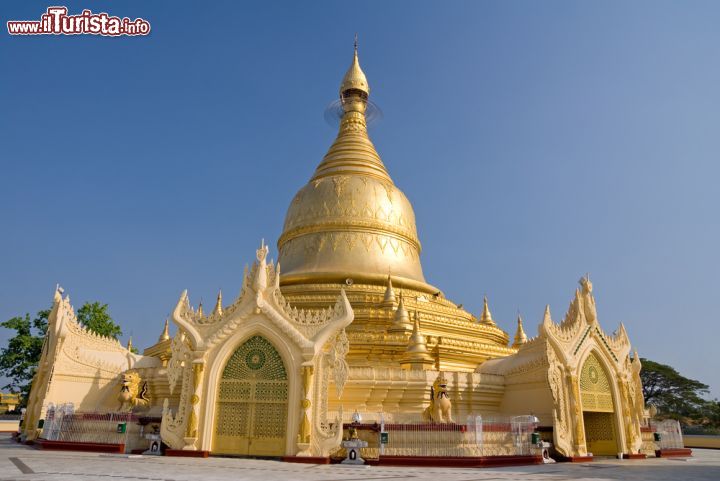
top-left (40, 403), bottom-right (143, 450)
top-left (650, 419), bottom-right (685, 449)
top-left (329, 411), bottom-right (540, 457)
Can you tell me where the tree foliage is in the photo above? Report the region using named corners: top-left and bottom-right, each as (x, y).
top-left (640, 358), bottom-right (709, 418)
top-left (0, 301), bottom-right (124, 405)
top-left (76, 302), bottom-right (122, 339)
top-left (0, 310), bottom-right (49, 399)
top-left (639, 357), bottom-right (720, 433)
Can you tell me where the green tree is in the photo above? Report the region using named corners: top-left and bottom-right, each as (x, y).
top-left (76, 302), bottom-right (122, 340)
top-left (0, 310), bottom-right (49, 400)
top-left (640, 358), bottom-right (709, 419)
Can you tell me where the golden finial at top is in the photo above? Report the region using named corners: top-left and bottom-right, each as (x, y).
top-left (512, 314), bottom-right (528, 348)
top-left (339, 35), bottom-right (370, 97)
top-left (158, 318), bottom-right (170, 342)
top-left (480, 295), bottom-right (495, 325)
top-left (213, 290), bottom-right (223, 317)
top-left (407, 312), bottom-right (429, 354)
top-left (400, 311), bottom-right (434, 370)
top-left (388, 292), bottom-right (413, 333)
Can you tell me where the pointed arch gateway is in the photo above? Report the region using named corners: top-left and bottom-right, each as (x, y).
top-left (579, 351), bottom-right (619, 455)
top-left (212, 335), bottom-right (289, 456)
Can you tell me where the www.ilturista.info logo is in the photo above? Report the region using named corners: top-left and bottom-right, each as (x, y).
top-left (7, 6), bottom-right (151, 36)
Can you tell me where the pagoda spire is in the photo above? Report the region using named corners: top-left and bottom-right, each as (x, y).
top-left (388, 292), bottom-right (412, 333)
top-left (339, 34), bottom-right (369, 97)
top-left (480, 296), bottom-right (495, 325)
top-left (408, 315), bottom-right (428, 353)
top-left (512, 314), bottom-right (528, 348)
top-left (382, 274), bottom-right (397, 308)
top-left (197, 301), bottom-right (204, 318)
top-left (309, 38), bottom-right (391, 183)
top-left (276, 38), bottom-right (434, 290)
top-left (400, 312), bottom-right (434, 370)
top-left (213, 290), bottom-right (223, 316)
top-left (158, 318), bottom-right (170, 342)
top-left (126, 337), bottom-right (133, 352)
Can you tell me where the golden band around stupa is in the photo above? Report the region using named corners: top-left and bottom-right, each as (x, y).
top-left (21, 42), bottom-right (657, 463)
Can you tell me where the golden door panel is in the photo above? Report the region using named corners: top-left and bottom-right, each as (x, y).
top-left (580, 352), bottom-right (614, 413)
top-left (579, 352), bottom-right (618, 455)
top-left (583, 411), bottom-right (617, 455)
top-left (213, 336), bottom-right (288, 456)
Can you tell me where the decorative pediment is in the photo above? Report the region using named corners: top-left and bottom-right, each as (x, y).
top-left (169, 240), bottom-right (353, 356)
top-left (52, 289), bottom-right (126, 352)
top-left (540, 276), bottom-right (631, 368)
top-left (162, 241), bottom-right (354, 455)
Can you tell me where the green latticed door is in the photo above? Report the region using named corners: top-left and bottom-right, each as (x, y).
top-left (213, 336), bottom-right (288, 456)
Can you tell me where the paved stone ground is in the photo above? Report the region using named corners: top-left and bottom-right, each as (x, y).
top-left (0, 436), bottom-right (718, 481)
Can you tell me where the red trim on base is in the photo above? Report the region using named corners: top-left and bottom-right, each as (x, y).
top-left (656, 448), bottom-right (692, 458)
top-left (282, 456), bottom-right (330, 464)
top-left (623, 453), bottom-right (647, 459)
top-left (165, 449), bottom-right (209, 458)
top-left (36, 439), bottom-right (125, 454)
top-left (373, 455), bottom-right (543, 467)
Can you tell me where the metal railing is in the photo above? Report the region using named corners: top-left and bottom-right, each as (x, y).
top-left (41, 403), bottom-right (140, 447)
top-left (330, 411), bottom-right (539, 457)
top-left (651, 419), bottom-right (685, 449)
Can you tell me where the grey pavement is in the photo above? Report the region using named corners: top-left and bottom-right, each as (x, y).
top-left (0, 435), bottom-right (718, 481)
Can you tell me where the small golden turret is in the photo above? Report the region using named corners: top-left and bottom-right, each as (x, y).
top-left (197, 301), bottom-right (204, 318)
top-left (400, 312), bottom-right (435, 370)
top-left (158, 318), bottom-right (170, 342)
top-left (388, 292), bottom-right (412, 333)
top-left (144, 318), bottom-right (173, 365)
top-left (512, 314), bottom-right (527, 349)
top-left (382, 275), bottom-right (397, 308)
top-left (213, 290), bottom-right (223, 316)
top-left (127, 337), bottom-right (133, 352)
top-left (480, 296), bottom-right (496, 325)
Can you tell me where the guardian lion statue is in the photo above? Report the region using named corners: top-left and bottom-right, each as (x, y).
top-left (118, 370), bottom-right (150, 412)
top-left (422, 372), bottom-right (454, 423)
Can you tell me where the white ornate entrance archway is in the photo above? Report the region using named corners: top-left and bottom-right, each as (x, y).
top-left (161, 241), bottom-right (353, 457)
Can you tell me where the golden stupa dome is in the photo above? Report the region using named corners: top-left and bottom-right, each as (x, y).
top-left (278, 44), bottom-right (435, 292)
top-left (278, 42), bottom-right (511, 370)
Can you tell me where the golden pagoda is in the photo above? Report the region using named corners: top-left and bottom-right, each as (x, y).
top-left (23, 42), bottom-right (651, 463)
top-left (278, 44), bottom-right (513, 372)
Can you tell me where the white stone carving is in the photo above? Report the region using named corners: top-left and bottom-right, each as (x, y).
top-left (161, 240), bottom-right (354, 456)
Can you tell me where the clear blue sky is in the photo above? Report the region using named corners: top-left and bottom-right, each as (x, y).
top-left (1, 1), bottom-right (719, 398)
